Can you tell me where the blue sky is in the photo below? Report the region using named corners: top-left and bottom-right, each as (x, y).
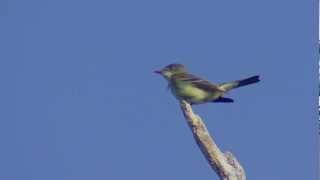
top-left (1, 0), bottom-right (318, 179)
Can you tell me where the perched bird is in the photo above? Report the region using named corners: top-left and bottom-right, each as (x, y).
top-left (154, 63), bottom-right (260, 105)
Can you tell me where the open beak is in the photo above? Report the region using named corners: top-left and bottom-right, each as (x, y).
top-left (154, 70), bottom-right (162, 74)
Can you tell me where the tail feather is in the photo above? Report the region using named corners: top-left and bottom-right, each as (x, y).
top-left (212, 97), bottom-right (234, 103)
top-left (219, 75), bottom-right (260, 91)
top-left (237, 75), bottom-right (260, 88)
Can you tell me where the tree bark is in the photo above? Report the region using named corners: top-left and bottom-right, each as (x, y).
top-left (180, 100), bottom-right (246, 180)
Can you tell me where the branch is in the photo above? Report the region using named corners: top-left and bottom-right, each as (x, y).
top-left (180, 100), bottom-right (246, 180)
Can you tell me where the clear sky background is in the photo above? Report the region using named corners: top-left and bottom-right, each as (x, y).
top-left (1, 0), bottom-right (318, 179)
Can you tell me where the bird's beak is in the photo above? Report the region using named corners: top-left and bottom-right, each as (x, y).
top-left (154, 70), bottom-right (162, 74)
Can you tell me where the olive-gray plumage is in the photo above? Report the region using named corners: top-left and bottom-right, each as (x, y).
top-left (154, 63), bottom-right (260, 105)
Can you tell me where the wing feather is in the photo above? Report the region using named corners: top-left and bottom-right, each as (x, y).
top-left (173, 73), bottom-right (224, 92)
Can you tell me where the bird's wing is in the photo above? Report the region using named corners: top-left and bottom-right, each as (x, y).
top-left (173, 73), bottom-right (224, 92)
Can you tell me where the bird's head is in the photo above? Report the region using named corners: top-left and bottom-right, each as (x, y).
top-left (154, 63), bottom-right (187, 80)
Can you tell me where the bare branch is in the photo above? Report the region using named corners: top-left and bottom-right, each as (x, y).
top-left (180, 100), bottom-right (246, 180)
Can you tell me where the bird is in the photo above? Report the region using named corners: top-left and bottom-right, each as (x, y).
top-left (154, 63), bottom-right (260, 105)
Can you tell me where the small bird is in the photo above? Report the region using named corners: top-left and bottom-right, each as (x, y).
top-left (154, 63), bottom-right (260, 105)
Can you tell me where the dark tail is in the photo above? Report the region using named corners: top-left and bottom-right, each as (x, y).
top-left (237, 75), bottom-right (260, 88)
top-left (212, 97), bottom-right (234, 103)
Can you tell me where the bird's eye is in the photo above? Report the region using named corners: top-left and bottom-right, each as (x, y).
top-left (165, 66), bottom-right (172, 70)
